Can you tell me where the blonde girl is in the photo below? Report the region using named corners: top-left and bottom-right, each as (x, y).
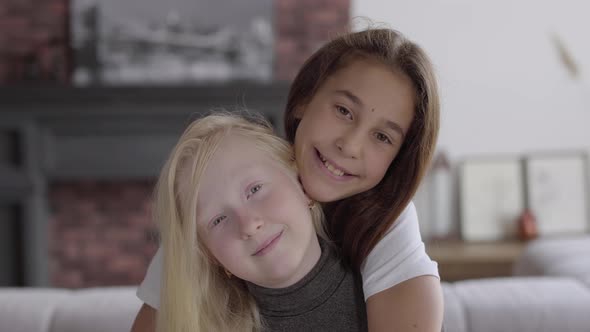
top-left (151, 114), bottom-right (366, 331)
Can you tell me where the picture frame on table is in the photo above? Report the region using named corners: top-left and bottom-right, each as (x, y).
top-left (524, 152), bottom-right (589, 236)
top-left (459, 157), bottom-right (525, 241)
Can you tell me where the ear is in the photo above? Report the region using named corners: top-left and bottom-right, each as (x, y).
top-left (302, 191), bottom-right (315, 209)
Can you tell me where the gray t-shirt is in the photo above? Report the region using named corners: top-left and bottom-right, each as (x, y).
top-left (247, 239), bottom-right (367, 331)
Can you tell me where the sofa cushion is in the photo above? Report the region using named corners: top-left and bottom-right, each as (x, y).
top-left (441, 283), bottom-right (468, 332)
top-left (447, 277), bottom-right (590, 332)
top-left (513, 235), bottom-right (590, 280)
top-left (50, 286), bottom-right (141, 332)
top-left (0, 288), bottom-right (70, 332)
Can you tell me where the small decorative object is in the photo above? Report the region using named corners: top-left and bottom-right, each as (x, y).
top-left (524, 153), bottom-right (589, 236)
top-left (551, 33), bottom-right (580, 79)
top-left (516, 209), bottom-right (538, 241)
top-left (460, 158), bottom-right (525, 241)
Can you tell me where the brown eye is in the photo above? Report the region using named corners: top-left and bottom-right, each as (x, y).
top-left (375, 132), bottom-right (392, 144)
top-left (336, 106), bottom-right (353, 120)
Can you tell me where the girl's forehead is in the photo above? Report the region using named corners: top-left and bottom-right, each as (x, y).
top-left (206, 134), bottom-right (289, 177)
top-left (215, 134), bottom-right (267, 161)
top-left (194, 139), bottom-right (299, 213)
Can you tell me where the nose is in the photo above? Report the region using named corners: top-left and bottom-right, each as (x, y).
top-left (335, 128), bottom-right (363, 159)
top-left (236, 209), bottom-right (264, 239)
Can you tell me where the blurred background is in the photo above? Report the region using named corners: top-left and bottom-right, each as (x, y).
top-left (0, 0), bottom-right (588, 288)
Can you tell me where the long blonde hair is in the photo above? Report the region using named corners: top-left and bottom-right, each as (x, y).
top-left (154, 113), bottom-right (326, 332)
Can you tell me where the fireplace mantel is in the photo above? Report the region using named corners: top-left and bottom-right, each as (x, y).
top-left (1, 83), bottom-right (289, 179)
top-left (0, 83), bottom-right (289, 286)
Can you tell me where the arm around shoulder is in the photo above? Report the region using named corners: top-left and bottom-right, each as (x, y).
top-left (366, 275), bottom-right (443, 332)
top-left (130, 303), bottom-right (156, 332)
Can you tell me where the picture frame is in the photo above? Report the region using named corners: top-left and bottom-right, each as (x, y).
top-left (524, 152), bottom-right (589, 236)
top-left (459, 158), bottom-right (525, 241)
top-left (70, 0), bottom-right (274, 85)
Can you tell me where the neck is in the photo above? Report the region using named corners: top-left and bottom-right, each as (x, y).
top-left (288, 236), bottom-right (322, 286)
top-left (246, 238), bottom-right (347, 316)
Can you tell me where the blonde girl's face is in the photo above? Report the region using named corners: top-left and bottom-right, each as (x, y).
top-left (195, 134), bottom-right (321, 289)
top-left (294, 58), bottom-right (416, 203)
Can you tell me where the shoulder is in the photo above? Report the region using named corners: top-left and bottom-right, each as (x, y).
top-left (136, 247), bottom-right (163, 309)
top-left (362, 201), bottom-right (422, 266)
top-left (372, 201), bottom-right (421, 252)
top-left (360, 201), bottom-right (439, 300)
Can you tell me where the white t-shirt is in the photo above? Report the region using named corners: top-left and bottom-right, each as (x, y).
top-left (137, 201), bottom-right (439, 308)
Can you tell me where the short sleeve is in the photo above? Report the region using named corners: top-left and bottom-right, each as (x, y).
top-left (360, 201), bottom-right (439, 300)
top-left (136, 247), bottom-right (163, 309)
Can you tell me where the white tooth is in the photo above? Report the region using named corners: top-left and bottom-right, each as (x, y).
top-left (328, 162), bottom-right (342, 176)
top-left (322, 158), bottom-right (346, 177)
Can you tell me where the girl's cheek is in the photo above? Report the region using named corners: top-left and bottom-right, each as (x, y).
top-left (261, 192), bottom-right (282, 209)
top-left (262, 189), bottom-right (295, 211)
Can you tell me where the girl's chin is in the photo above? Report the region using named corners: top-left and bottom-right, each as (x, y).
top-left (304, 183), bottom-right (347, 203)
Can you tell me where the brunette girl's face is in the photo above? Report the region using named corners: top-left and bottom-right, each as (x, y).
top-left (294, 57), bottom-right (416, 203)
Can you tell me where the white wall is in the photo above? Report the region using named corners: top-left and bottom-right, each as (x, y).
top-left (352, 0), bottom-right (590, 160)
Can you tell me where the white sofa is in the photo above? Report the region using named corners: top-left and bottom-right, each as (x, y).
top-left (442, 235), bottom-right (590, 332)
top-left (0, 287), bottom-right (141, 332)
top-left (1, 236), bottom-right (589, 332)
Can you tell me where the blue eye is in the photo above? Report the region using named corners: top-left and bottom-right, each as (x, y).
top-left (211, 215), bottom-right (226, 227)
top-left (336, 106), bottom-right (353, 120)
top-left (247, 184), bottom-right (263, 199)
top-left (375, 132), bottom-right (392, 144)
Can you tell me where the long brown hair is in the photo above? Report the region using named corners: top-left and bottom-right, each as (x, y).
top-left (284, 28), bottom-right (440, 269)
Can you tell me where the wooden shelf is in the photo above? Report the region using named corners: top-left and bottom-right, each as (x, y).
top-left (426, 240), bottom-right (527, 282)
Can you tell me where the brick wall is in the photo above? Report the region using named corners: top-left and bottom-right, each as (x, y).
top-left (49, 181), bottom-right (158, 287)
top-left (274, 0), bottom-right (350, 81)
top-left (0, 0), bottom-right (70, 83)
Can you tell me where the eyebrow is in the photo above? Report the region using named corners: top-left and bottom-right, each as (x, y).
top-left (334, 90), bottom-right (364, 107)
top-left (385, 120), bottom-right (405, 139)
top-left (334, 89), bottom-right (406, 139)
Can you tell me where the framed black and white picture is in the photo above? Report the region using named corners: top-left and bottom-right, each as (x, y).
top-left (459, 158), bottom-right (525, 241)
top-left (525, 153), bottom-right (589, 236)
top-left (71, 0), bottom-right (273, 85)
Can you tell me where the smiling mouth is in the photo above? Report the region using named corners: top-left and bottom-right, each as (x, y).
top-left (315, 149), bottom-right (355, 177)
top-left (252, 231), bottom-right (283, 256)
